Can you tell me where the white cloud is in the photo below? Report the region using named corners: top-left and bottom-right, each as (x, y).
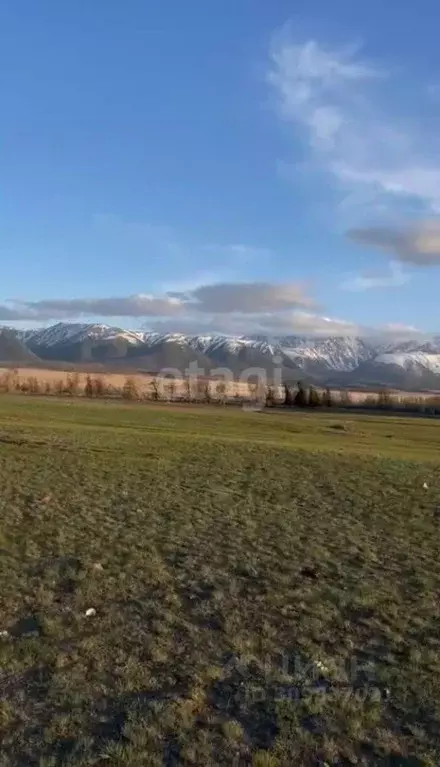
top-left (268, 30), bottom-right (440, 214)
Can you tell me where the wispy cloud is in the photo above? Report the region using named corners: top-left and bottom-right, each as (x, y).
top-left (93, 214), bottom-right (269, 286)
top-left (347, 221), bottom-right (440, 265)
top-left (268, 29), bottom-right (440, 214)
top-left (341, 261), bottom-right (409, 291)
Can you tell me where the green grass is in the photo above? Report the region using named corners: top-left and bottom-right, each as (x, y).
top-left (0, 396), bottom-right (440, 765)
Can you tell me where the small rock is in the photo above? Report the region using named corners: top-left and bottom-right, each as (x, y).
top-left (0, 630), bottom-right (9, 639)
top-left (423, 482), bottom-right (429, 490)
top-left (92, 562), bottom-right (104, 571)
top-left (85, 608), bottom-right (97, 618)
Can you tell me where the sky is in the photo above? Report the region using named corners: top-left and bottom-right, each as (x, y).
top-left (2, 0), bottom-right (440, 338)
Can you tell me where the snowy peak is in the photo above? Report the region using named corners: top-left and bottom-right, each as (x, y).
top-left (277, 336), bottom-right (374, 372)
top-left (5, 322), bottom-right (440, 386)
top-left (22, 322), bottom-right (144, 348)
top-left (375, 352), bottom-right (440, 374)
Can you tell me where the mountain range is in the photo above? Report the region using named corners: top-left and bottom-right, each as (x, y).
top-left (1, 322), bottom-right (440, 391)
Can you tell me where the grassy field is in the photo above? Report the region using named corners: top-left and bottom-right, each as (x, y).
top-left (1, 397), bottom-right (440, 765)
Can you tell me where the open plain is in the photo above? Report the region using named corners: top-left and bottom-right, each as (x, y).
top-left (0, 397), bottom-right (440, 764)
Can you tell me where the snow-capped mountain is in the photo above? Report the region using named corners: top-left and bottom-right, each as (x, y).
top-left (275, 336), bottom-right (375, 372)
top-left (374, 352), bottom-right (440, 374)
top-left (4, 322), bottom-right (440, 389)
top-left (19, 322), bottom-right (145, 348)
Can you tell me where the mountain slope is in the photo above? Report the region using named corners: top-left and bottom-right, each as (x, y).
top-left (0, 329), bottom-right (40, 363)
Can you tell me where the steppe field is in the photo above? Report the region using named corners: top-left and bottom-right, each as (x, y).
top-left (1, 396), bottom-right (440, 765)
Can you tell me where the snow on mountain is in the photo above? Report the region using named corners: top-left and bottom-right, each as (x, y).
top-left (278, 336), bottom-right (374, 371)
top-left (22, 322), bottom-right (144, 348)
top-left (190, 336), bottom-right (276, 356)
top-left (374, 352), bottom-right (440, 374)
top-left (140, 332), bottom-right (193, 347)
top-left (9, 322), bottom-right (440, 382)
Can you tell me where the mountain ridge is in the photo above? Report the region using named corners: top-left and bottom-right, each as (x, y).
top-left (3, 321), bottom-right (440, 390)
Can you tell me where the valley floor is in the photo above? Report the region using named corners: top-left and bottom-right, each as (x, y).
top-left (0, 398), bottom-right (440, 765)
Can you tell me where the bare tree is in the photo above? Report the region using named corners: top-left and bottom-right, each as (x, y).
top-left (55, 378), bottom-right (65, 396)
top-left (66, 372), bottom-right (81, 396)
top-left (93, 376), bottom-right (105, 397)
top-left (122, 376), bottom-right (138, 400)
top-left (150, 377), bottom-right (161, 401)
top-left (84, 375), bottom-right (94, 397)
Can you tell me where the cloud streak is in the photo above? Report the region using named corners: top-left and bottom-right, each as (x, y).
top-left (0, 281), bottom-right (316, 325)
top-left (341, 261), bottom-right (409, 291)
top-left (268, 30), bottom-right (440, 214)
top-left (347, 221), bottom-right (440, 265)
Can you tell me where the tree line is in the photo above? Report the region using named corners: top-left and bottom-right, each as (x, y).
top-left (1, 369), bottom-right (440, 415)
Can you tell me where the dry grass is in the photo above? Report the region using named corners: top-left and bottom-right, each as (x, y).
top-left (0, 397), bottom-right (440, 765)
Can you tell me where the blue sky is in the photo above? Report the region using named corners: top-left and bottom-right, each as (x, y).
top-left (2, 0), bottom-right (440, 337)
